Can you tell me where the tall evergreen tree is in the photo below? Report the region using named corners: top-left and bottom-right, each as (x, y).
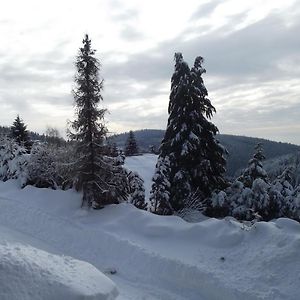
top-left (70, 34), bottom-right (118, 208)
top-left (11, 115), bottom-right (31, 151)
top-left (125, 130), bottom-right (139, 156)
top-left (156, 53), bottom-right (227, 212)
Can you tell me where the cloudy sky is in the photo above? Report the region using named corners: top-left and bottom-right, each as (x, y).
top-left (1, 0), bottom-right (300, 144)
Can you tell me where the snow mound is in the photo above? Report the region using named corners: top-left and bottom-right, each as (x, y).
top-left (0, 240), bottom-right (118, 300)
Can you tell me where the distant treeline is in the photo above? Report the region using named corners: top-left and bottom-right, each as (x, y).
top-left (0, 125), bottom-right (65, 145)
top-left (110, 129), bottom-right (300, 176)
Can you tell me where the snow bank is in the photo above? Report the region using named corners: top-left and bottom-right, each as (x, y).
top-left (0, 177), bottom-right (300, 299)
top-left (0, 237), bottom-right (118, 300)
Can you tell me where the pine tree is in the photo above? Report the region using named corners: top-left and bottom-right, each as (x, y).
top-left (70, 34), bottom-right (117, 208)
top-left (269, 167), bottom-right (294, 219)
top-left (11, 115), bottom-right (32, 152)
top-left (125, 130), bottom-right (139, 156)
top-left (238, 143), bottom-right (268, 188)
top-left (149, 156), bottom-right (173, 215)
top-left (110, 143), bottom-right (119, 157)
top-left (0, 138), bottom-right (29, 185)
top-left (127, 171), bottom-right (147, 210)
top-left (157, 53), bottom-right (227, 212)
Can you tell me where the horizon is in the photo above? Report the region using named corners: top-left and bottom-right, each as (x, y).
top-left (109, 129), bottom-right (300, 146)
top-left (0, 0), bottom-right (299, 144)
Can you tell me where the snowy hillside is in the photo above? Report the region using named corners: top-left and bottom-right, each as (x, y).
top-left (125, 154), bottom-right (157, 199)
top-left (0, 157), bottom-right (300, 300)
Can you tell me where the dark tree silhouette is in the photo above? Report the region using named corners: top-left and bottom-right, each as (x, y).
top-left (154, 53), bottom-right (227, 212)
top-left (125, 130), bottom-right (139, 156)
top-left (69, 34), bottom-right (119, 208)
top-left (10, 115), bottom-right (32, 152)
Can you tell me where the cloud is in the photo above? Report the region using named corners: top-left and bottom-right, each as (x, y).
top-left (0, 0), bottom-right (299, 144)
top-left (190, 0), bottom-right (222, 20)
top-left (120, 25), bottom-right (144, 41)
top-left (101, 9), bottom-right (300, 143)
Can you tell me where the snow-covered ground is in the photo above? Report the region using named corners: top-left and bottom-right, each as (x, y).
top-left (0, 155), bottom-right (299, 299)
top-left (0, 228), bottom-right (118, 300)
top-left (125, 153), bottom-right (157, 199)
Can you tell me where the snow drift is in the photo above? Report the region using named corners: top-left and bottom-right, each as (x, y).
top-left (0, 236), bottom-right (118, 300)
top-left (0, 179), bottom-right (300, 299)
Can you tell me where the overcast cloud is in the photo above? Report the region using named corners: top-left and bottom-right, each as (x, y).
top-left (0, 0), bottom-right (299, 144)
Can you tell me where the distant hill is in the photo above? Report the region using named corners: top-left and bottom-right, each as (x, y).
top-left (110, 129), bottom-right (300, 176)
top-left (109, 129), bottom-right (164, 152)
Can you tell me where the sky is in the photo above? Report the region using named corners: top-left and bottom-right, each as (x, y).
top-left (0, 0), bottom-right (300, 144)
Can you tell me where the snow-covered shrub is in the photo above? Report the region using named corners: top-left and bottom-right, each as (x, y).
top-left (53, 144), bottom-right (77, 189)
top-left (268, 167), bottom-right (294, 219)
top-left (27, 145), bottom-right (58, 188)
top-left (127, 171), bottom-right (147, 210)
top-left (276, 177), bottom-right (300, 222)
top-left (207, 190), bottom-right (230, 218)
top-left (0, 138), bottom-right (29, 187)
top-left (209, 163), bottom-right (300, 222)
top-left (102, 158), bottom-right (130, 205)
top-left (8, 144), bottom-right (30, 187)
top-left (250, 178), bottom-right (271, 219)
top-left (0, 139), bottom-right (15, 181)
top-left (149, 156), bottom-right (173, 215)
top-left (210, 180), bottom-right (256, 221)
top-left (287, 189), bottom-right (300, 221)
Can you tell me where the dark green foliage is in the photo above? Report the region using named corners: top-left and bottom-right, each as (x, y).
top-left (158, 53), bottom-right (227, 211)
top-left (69, 34), bottom-right (119, 207)
top-left (10, 115), bottom-right (32, 152)
top-left (125, 130), bottom-right (139, 156)
top-left (105, 141), bottom-right (119, 157)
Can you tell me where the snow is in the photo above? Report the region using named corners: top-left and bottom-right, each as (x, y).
top-left (0, 154), bottom-right (300, 299)
top-left (0, 232), bottom-right (118, 300)
top-left (125, 153), bottom-right (157, 199)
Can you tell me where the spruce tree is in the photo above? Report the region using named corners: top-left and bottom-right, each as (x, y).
top-left (125, 130), bottom-right (139, 156)
top-left (11, 115), bottom-right (31, 151)
top-left (127, 171), bottom-right (147, 210)
top-left (238, 143), bottom-right (268, 188)
top-left (157, 53), bottom-right (227, 212)
top-left (70, 34), bottom-right (116, 208)
top-left (149, 156), bottom-right (173, 215)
